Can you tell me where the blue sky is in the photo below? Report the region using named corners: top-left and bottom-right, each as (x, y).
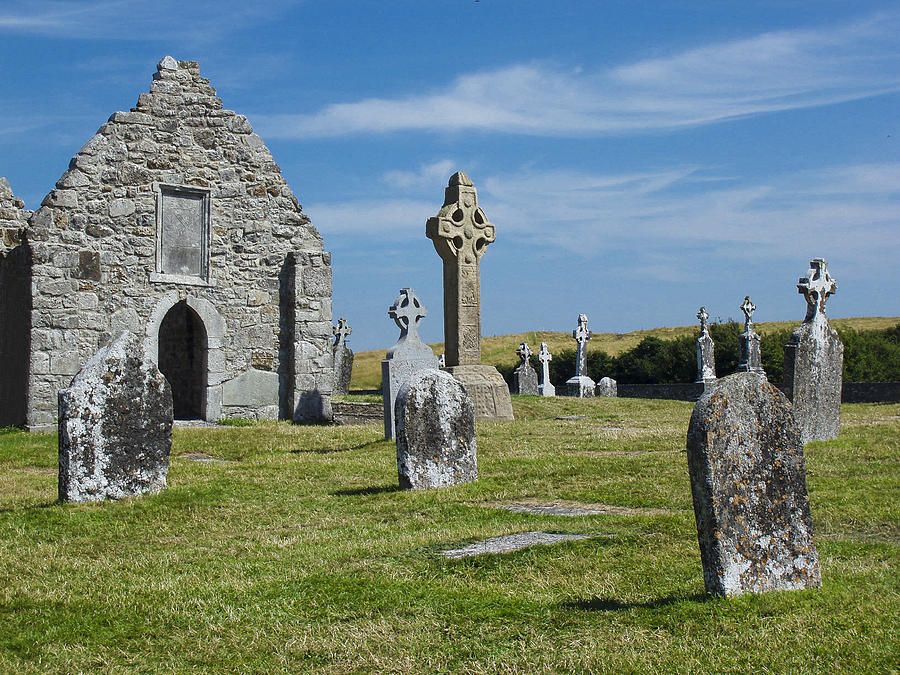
top-left (1, 1), bottom-right (898, 351)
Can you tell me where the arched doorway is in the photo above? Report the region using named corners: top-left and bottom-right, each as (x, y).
top-left (158, 300), bottom-right (208, 419)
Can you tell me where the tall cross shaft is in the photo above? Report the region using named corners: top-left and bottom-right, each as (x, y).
top-left (426, 172), bottom-right (496, 367)
top-left (798, 258), bottom-right (837, 321)
top-left (573, 314), bottom-right (592, 377)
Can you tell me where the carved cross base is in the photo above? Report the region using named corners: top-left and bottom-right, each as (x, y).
top-left (445, 364), bottom-right (514, 421)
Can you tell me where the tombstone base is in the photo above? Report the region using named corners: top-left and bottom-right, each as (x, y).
top-left (446, 365), bottom-right (514, 421)
top-left (566, 375), bottom-right (595, 398)
top-left (539, 383), bottom-right (556, 397)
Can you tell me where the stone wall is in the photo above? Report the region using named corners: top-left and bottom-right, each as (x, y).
top-left (617, 383), bottom-right (705, 401)
top-left (618, 381), bottom-right (900, 404)
top-left (18, 56), bottom-right (333, 429)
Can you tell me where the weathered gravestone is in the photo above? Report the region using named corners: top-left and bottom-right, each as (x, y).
top-left (595, 376), bottom-right (617, 397)
top-left (783, 259), bottom-right (843, 444)
top-left (332, 318), bottom-right (354, 395)
top-left (566, 314), bottom-right (595, 397)
top-left (58, 331), bottom-right (173, 502)
top-left (696, 306), bottom-right (716, 385)
top-left (686, 372), bottom-right (821, 596)
top-left (511, 342), bottom-right (539, 395)
top-left (382, 288), bottom-right (440, 439)
top-left (538, 342), bottom-right (555, 397)
top-left (737, 296), bottom-right (764, 375)
top-left (426, 172), bottom-right (514, 421)
top-left (395, 369), bottom-right (477, 490)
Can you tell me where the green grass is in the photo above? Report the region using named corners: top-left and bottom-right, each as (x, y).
top-left (350, 316), bottom-right (900, 389)
top-left (1, 399), bottom-right (898, 672)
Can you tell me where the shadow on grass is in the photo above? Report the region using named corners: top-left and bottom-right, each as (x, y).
top-left (564, 592), bottom-right (710, 612)
top-left (292, 440), bottom-right (385, 455)
top-left (0, 500), bottom-right (59, 513)
top-left (331, 485), bottom-right (401, 497)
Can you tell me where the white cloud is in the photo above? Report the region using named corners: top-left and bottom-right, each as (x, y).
top-left (256, 13), bottom-right (900, 139)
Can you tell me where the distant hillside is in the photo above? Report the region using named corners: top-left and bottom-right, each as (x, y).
top-left (349, 316), bottom-right (900, 390)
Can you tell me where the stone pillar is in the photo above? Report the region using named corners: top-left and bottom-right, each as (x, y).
top-left (538, 342), bottom-right (555, 397)
top-left (511, 342), bottom-right (538, 395)
top-left (426, 172), bottom-right (513, 421)
top-left (332, 317), bottom-right (354, 395)
top-left (737, 296), bottom-right (764, 375)
top-left (566, 314), bottom-right (595, 397)
top-left (291, 251), bottom-right (333, 422)
top-left (783, 259), bottom-right (843, 443)
top-left (695, 306), bottom-right (716, 385)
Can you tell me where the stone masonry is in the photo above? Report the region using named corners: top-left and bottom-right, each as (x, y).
top-left (783, 259), bottom-right (843, 444)
top-left (696, 306), bottom-right (716, 385)
top-left (2, 57), bottom-right (333, 429)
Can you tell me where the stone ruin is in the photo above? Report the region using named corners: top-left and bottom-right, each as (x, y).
top-left (381, 288), bottom-right (440, 439)
top-left (783, 259), bottom-right (843, 443)
top-left (511, 342), bottom-right (539, 395)
top-left (426, 172), bottom-right (513, 421)
top-left (332, 318), bottom-right (354, 395)
top-left (695, 306), bottom-right (716, 385)
top-left (395, 369), bottom-right (477, 490)
top-left (686, 372), bottom-right (821, 596)
top-left (0, 56), bottom-right (334, 430)
top-left (566, 314), bottom-right (595, 397)
top-left (537, 342), bottom-right (555, 397)
top-left (58, 331), bottom-right (173, 502)
top-left (737, 296), bottom-right (764, 375)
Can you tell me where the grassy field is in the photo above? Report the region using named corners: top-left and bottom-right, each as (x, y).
top-left (1, 398), bottom-right (898, 672)
top-left (350, 316), bottom-right (900, 389)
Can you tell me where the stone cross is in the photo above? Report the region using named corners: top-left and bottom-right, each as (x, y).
top-left (740, 296), bottom-right (756, 332)
top-left (389, 288), bottom-right (427, 345)
top-left (516, 342), bottom-right (533, 364)
top-left (426, 171), bottom-right (496, 367)
top-left (538, 342), bottom-right (555, 397)
top-left (697, 306), bottom-right (710, 334)
top-left (798, 258), bottom-right (837, 321)
top-left (333, 317), bottom-right (352, 347)
top-left (573, 313), bottom-right (592, 377)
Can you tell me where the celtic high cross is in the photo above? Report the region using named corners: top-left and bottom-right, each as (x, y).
top-left (426, 172), bottom-right (496, 367)
top-left (388, 288), bottom-right (427, 345)
top-left (333, 317), bottom-right (352, 347)
top-left (797, 258), bottom-right (836, 321)
top-left (697, 306), bottom-right (709, 335)
top-left (538, 342), bottom-right (553, 388)
top-left (740, 296), bottom-right (756, 332)
top-left (516, 342), bottom-right (533, 365)
top-left (573, 314), bottom-right (593, 377)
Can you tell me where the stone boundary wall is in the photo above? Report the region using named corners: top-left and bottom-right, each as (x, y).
top-left (617, 382), bottom-right (900, 404)
top-left (841, 382), bottom-right (900, 403)
top-left (617, 383), bottom-right (706, 401)
top-left (332, 401), bottom-right (382, 425)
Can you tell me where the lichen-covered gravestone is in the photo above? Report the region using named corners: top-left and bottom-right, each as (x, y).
top-left (686, 372), bottom-right (821, 596)
top-left (695, 306), bottom-right (716, 385)
top-left (537, 342), bottom-right (555, 397)
top-left (395, 369), bottom-right (477, 490)
top-left (566, 314), bottom-right (595, 397)
top-left (381, 288), bottom-right (440, 439)
top-left (595, 377), bottom-right (617, 397)
top-left (332, 318), bottom-right (354, 395)
top-left (426, 172), bottom-right (513, 421)
top-left (58, 331), bottom-right (173, 502)
top-left (511, 342), bottom-right (539, 395)
top-left (737, 296), bottom-right (764, 375)
top-left (783, 259), bottom-right (843, 444)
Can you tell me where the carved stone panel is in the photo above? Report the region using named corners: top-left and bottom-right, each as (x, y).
top-left (157, 185), bottom-right (209, 279)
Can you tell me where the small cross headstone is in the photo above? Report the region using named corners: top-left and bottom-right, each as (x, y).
top-left (58, 331), bottom-right (173, 502)
top-left (737, 296), bottom-right (764, 375)
top-left (696, 305), bottom-right (716, 385)
top-left (395, 369), bottom-right (477, 490)
top-left (332, 317), bottom-right (354, 395)
top-left (687, 372), bottom-right (821, 596)
top-left (511, 341), bottom-right (539, 395)
top-left (381, 288), bottom-right (440, 439)
top-left (538, 342), bottom-right (555, 397)
top-left (566, 314), bottom-right (595, 397)
top-left (783, 259), bottom-right (843, 443)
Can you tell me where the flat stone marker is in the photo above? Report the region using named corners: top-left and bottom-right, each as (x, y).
top-left (696, 306), bottom-right (716, 385)
top-left (537, 342), bottom-right (555, 397)
top-left (566, 314), bottom-right (595, 397)
top-left (58, 331), bottom-right (173, 502)
top-left (382, 288), bottom-right (440, 439)
top-left (783, 259), bottom-right (843, 444)
top-left (511, 342), bottom-right (539, 395)
top-left (686, 371), bottom-right (821, 596)
top-left (396, 369), bottom-right (477, 490)
top-left (332, 317), bottom-right (354, 395)
top-left (499, 504), bottom-right (605, 517)
top-left (737, 296), bottom-right (765, 375)
top-left (426, 171), bottom-right (513, 421)
top-left (442, 532), bottom-right (593, 559)
top-left (596, 376), bottom-right (617, 397)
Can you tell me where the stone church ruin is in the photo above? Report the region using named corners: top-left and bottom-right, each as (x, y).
top-left (0, 56), bottom-right (334, 429)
